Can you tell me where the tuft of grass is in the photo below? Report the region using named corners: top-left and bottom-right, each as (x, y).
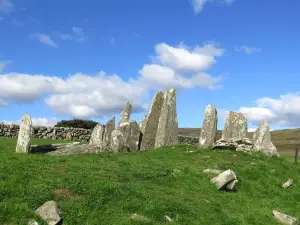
top-left (0, 138), bottom-right (300, 224)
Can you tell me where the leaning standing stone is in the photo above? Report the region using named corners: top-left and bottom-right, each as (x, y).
top-left (222, 111), bottom-right (248, 139)
top-left (155, 89), bottom-right (178, 148)
top-left (252, 121), bottom-right (279, 156)
top-left (89, 123), bottom-right (105, 147)
top-left (118, 120), bottom-right (141, 152)
top-left (16, 114), bottom-right (32, 153)
top-left (103, 117), bottom-right (115, 149)
top-left (118, 102), bottom-right (132, 127)
top-left (199, 104), bottom-right (218, 148)
top-left (140, 91), bottom-right (164, 150)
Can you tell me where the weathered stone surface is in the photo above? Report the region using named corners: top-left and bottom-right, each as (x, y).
top-left (210, 169), bottom-right (237, 190)
top-left (155, 89), bottom-right (178, 148)
top-left (28, 219), bottom-right (39, 225)
top-left (212, 138), bottom-right (253, 152)
top-left (118, 120), bottom-right (140, 152)
top-left (16, 114), bottom-right (32, 153)
top-left (222, 111), bottom-right (247, 139)
top-left (65, 131), bottom-right (72, 141)
top-left (118, 102), bottom-right (132, 127)
top-left (282, 178), bottom-right (293, 189)
top-left (130, 213), bottom-right (151, 222)
top-left (89, 123), bottom-right (105, 147)
top-left (226, 179), bottom-right (238, 191)
top-left (111, 129), bottom-right (125, 152)
top-left (46, 144), bottom-right (101, 156)
top-left (103, 117), bottom-right (115, 149)
top-left (272, 210), bottom-right (299, 225)
top-left (202, 169), bottom-right (222, 174)
top-left (165, 215), bottom-right (173, 222)
top-left (253, 121), bottom-right (279, 156)
top-left (199, 104), bottom-right (218, 147)
top-left (35, 200), bottom-right (62, 225)
top-left (139, 114), bottom-right (147, 134)
top-left (140, 91), bottom-right (164, 150)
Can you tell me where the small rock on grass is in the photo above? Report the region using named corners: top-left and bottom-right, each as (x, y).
top-left (165, 215), bottom-right (173, 222)
top-left (28, 220), bottom-right (39, 225)
top-left (35, 200), bottom-right (62, 225)
top-left (272, 210), bottom-right (299, 225)
top-left (282, 178), bottom-right (293, 189)
top-left (131, 213), bottom-right (151, 222)
top-left (210, 169), bottom-right (238, 191)
top-left (202, 169), bottom-right (222, 174)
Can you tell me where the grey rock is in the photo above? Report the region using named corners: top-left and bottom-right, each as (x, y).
top-left (130, 213), bottom-right (151, 222)
top-left (199, 104), bottom-right (218, 147)
top-left (118, 120), bottom-right (140, 152)
top-left (110, 129), bottom-right (125, 152)
top-left (226, 179), bottom-right (238, 191)
top-left (35, 200), bottom-right (62, 225)
top-left (282, 178), bottom-right (293, 189)
top-left (165, 215), bottom-right (173, 222)
top-left (202, 169), bottom-right (222, 174)
top-left (103, 117), bottom-right (115, 149)
top-left (252, 121), bottom-right (279, 156)
top-left (212, 138), bottom-right (253, 152)
top-left (89, 123), bottom-right (105, 147)
top-left (210, 169), bottom-right (237, 190)
top-left (118, 102), bottom-right (132, 127)
top-left (222, 111), bottom-right (247, 139)
top-left (139, 114), bottom-right (147, 134)
top-left (28, 219), bottom-right (39, 225)
top-left (155, 88), bottom-right (178, 148)
top-left (140, 91), bottom-right (164, 150)
top-left (16, 114), bottom-right (32, 153)
top-left (65, 131), bottom-right (72, 141)
top-left (46, 143), bottom-right (101, 156)
top-left (272, 210), bottom-right (299, 225)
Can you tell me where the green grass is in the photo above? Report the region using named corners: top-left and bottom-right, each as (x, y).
top-left (0, 137), bottom-right (300, 225)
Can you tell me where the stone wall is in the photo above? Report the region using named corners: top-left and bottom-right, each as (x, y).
top-left (0, 123), bottom-right (198, 145)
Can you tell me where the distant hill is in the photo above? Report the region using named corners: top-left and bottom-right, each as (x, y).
top-left (178, 128), bottom-right (300, 154)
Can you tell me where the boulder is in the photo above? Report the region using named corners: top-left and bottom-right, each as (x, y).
top-left (210, 169), bottom-right (238, 191)
top-left (35, 200), bottom-right (62, 225)
top-left (103, 117), bottom-right (115, 149)
top-left (272, 210), bottom-right (299, 225)
top-left (211, 138), bottom-right (253, 152)
top-left (282, 178), bottom-right (293, 189)
top-left (252, 121), bottom-right (279, 156)
top-left (199, 104), bottom-right (218, 147)
top-left (140, 91), bottom-right (164, 150)
top-left (118, 102), bottom-right (132, 127)
top-left (89, 123), bottom-right (105, 147)
top-left (118, 120), bottom-right (140, 152)
top-left (222, 111), bottom-right (247, 139)
top-left (155, 89), bottom-right (178, 148)
top-left (16, 114), bottom-right (32, 153)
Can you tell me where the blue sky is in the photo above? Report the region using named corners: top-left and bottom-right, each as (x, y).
top-left (1, 0), bottom-right (300, 131)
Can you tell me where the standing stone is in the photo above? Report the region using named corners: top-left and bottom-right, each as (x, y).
top-left (89, 123), bottom-right (105, 147)
top-left (140, 91), bottom-right (164, 150)
top-left (199, 104), bottom-right (218, 148)
top-left (252, 121), bottom-right (279, 156)
top-left (139, 114), bottom-right (147, 134)
top-left (110, 129), bottom-right (125, 152)
top-left (222, 111), bottom-right (247, 139)
top-left (155, 89), bottom-right (178, 148)
top-left (103, 117), bottom-right (115, 149)
top-left (65, 132), bottom-right (72, 141)
top-left (118, 102), bottom-right (132, 127)
top-left (16, 114), bottom-right (32, 153)
top-left (118, 120), bottom-right (141, 152)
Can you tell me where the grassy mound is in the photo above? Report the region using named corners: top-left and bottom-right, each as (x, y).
top-left (0, 138), bottom-right (299, 225)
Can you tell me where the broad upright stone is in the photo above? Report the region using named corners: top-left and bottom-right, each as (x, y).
top-left (118, 120), bottom-right (140, 152)
top-left (89, 123), bottom-right (105, 147)
top-left (103, 117), bottom-right (115, 149)
top-left (155, 89), bottom-right (178, 148)
top-left (199, 104), bottom-right (218, 147)
top-left (118, 102), bottom-right (132, 127)
top-left (252, 121), bottom-right (279, 156)
top-left (16, 114), bottom-right (32, 153)
top-left (110, 129), bottom-right (125, 152)
top-left (222, 111), bottom-right (247, 139)
top-left (140, 91), bottom-right (164, 150)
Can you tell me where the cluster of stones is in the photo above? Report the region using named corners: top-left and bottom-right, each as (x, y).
top-left (199, 105), bottom-right (279, 157)
top-left (0, 123), bottom-right (92, 142)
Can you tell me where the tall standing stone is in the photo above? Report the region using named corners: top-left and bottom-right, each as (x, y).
top-left (222, 111), bottom-right (247, 140)
top-left (110, 129), bottom-right (125, 152)
top-left (118, 120), bottom-right (141, 152)
top-left (16, 114), bottom-right (32, 153)
top-left (252, 121), bottom-right (279, 156)
top-left (89, 123), bottom-right (105, 147)
top-left (118, 102), bottom-right (132, 127)
top-left (199, 104), bottom-right (218, 147)
top-left (155, 89), bottom-right (178, 148)
top-left (103, 117), bottom-right (115, 149)
top-left (139, 114), bottom-right (147, 134)
top-left (140, 91), bottom-right (164, 151)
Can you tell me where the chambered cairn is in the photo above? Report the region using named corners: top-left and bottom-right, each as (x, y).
top-left (15, 114), bottom-right (33, 153)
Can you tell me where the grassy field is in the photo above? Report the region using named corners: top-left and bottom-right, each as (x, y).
top-left (1, 137), bottom-right (300, 225)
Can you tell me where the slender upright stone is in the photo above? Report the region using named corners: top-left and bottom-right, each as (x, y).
top-left (155, 89), bottom-right (178, 148)
top-left (118, 102), bottom-right (132, 127)
top-left (140, 92), bottom-right (164, 150)
top-left (199, 104), bottom-right (218, 147)
top-left (103, 117), bottom-right (115, 149)
top-left (222, 111), bottom-right (247, 139)
top-left (16, 114), bottom-right (32, 153)
top-left (252, 121), bottom-right (279, 156)
top-left (89, 123), bottom-right (105, 147)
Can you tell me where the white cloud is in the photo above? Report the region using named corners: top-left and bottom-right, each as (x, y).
top-left (33, 33), bottom-right (58, 48)
top-left (139, 42), bottom-right (223, 89)
top-left (191, 0), bottom-right (235, 14)
top-left (0, 0), bottom-right (13, 13)
top-left (0, 60), bottom-right (10, 72)
top-left (235, 45), bottom-right (262, 55)
top-left (239, 93), bottom-right (300, 127)
top-left (2, 117), bottom-right (58, 127)
top-left (57, 26), bottom-right (87, 42)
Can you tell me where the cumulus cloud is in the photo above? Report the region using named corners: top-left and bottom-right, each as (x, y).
top-left (2, 117), bottom-right (58, 127)
top-left (239, 93), bottom-right (300, 127)
top-left (139, 42), bottom-right (223, 89)
top-left (235, 46), bottom-right (262, 55)
top-left (33, 33), bottom-right (58, 48)
top-left (0, 0), bottom-right (13, 13)
top-left (191, 0), bottom-right (235, 14)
